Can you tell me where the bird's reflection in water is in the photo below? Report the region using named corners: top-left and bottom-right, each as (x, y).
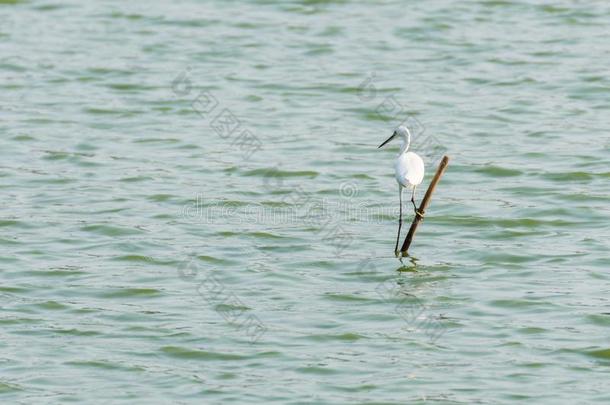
top-left (397, 253), bottom-right (418, 272)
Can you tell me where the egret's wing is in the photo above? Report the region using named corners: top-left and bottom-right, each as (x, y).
top-left (404, 152), bottom-right (425, 186)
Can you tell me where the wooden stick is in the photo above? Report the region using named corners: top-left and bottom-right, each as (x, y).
top-left (400, 155), bottom-right (450, 255)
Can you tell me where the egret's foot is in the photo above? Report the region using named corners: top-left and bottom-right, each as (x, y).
top-left (394, 250), bottom-right (400, 258)
top-left (415, 209), bottom-right (425, 219)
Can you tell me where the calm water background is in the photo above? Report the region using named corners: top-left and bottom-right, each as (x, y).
top-left (2, 0), bottom-right (610, 403)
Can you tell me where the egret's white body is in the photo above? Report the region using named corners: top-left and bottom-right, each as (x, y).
top-left (395, 151), bottom-right (424, 189)
top-left (378, 126), bottom-right (425, 255)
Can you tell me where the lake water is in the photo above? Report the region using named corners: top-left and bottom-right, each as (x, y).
top-left (2, 0), bottom-right (610, 403)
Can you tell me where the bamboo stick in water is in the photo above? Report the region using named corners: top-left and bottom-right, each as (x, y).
top-left (400, 155), bottom-right (450, 255)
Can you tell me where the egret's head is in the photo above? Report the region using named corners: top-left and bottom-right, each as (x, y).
top-left (394, 125), bottom-right (411, 139)
top-left (377, 125), bottom-right (411, 148)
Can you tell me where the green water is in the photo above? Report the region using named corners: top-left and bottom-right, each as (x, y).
top-left (2, 1), bottom-right (610, 403)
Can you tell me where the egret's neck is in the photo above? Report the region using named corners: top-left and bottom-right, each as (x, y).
top-left (399, 135), bottom-right (410, 155)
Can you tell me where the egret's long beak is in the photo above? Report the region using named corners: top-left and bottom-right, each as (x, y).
top-left (378, 132), bottom-right (396, 148)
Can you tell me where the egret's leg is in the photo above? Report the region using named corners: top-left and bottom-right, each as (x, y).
top-left (411, 186), bottom-right (424, 219)
top-left (411, 186), bottom-right (417, 212)
top-left (395, 186), bottom-right (403, 255)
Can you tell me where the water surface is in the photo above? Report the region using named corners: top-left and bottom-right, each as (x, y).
top-left (1, 0), bottom-right (610, 403)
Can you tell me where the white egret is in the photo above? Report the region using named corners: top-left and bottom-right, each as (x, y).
top-left (378, 125), bottom-right (425, 255)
